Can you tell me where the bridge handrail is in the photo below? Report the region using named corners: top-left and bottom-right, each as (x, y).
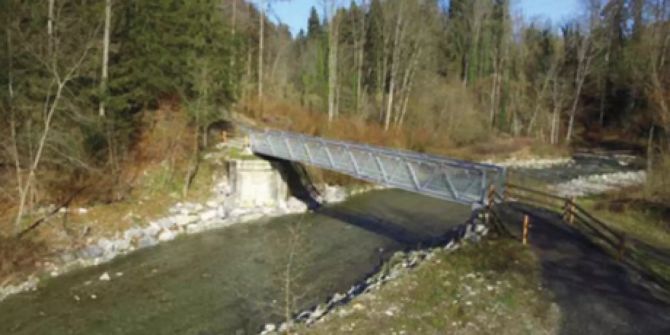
top-left (245, 127), bottom-right (507, 206)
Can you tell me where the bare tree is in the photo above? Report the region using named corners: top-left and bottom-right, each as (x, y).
top-left (99, 0), bottom-right (112, 117)
top-left (565, 0), bottom-right (600, 143)
top-left (11, 5), bottom-right (98, 234)
top-left (258, 0), bottom-right (265, 115)
top-left (383, 1), bottom-right (403, 131)
top-left (325, 0), bottom-right (341, 123)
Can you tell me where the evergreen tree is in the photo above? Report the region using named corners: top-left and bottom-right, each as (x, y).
top-left (364, 0), bottom-right (384, 94)
top-left (307, 6), bottom-right (322, 39)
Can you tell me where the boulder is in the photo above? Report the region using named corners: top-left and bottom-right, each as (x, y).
top-left (137, 235), bottom-right (157, 249)
top-left (286, 197), bottom-right (308, 212)
top-left (143, 224), bottom-right (161, 238)
top-left (199, 209), bottom-right (218, 222)
top-left (323, 185), bottom-right (347, 203)
top-left (175, 214), bottom-right (198, 227)
top-left (97, 238), bottom-right (116, 254)
top-left (155, 217), bottom-right (176, 230)
top-left (123, 227), bottom-right (144, 241)
top-left (186, 224), bottom-right (204, 235)
top-left (158, 229), bottom-right (176, 242)
top-left (79, 245), bottom-right (104, 259)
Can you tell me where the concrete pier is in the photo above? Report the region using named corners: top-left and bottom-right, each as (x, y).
top-left (229, 159), bottom-right (288, 208)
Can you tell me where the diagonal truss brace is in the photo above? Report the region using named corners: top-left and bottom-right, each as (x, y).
top-left (248, 128), bottom-right (506, 206)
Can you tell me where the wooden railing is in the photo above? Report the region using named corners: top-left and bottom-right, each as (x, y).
top-left (493, 183), bottom-right (670, 288)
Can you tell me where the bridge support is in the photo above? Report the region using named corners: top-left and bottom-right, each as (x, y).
top-left (228, 159), bottom-right (288, 208)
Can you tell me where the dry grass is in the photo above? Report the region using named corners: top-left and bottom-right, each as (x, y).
top-left (645, 154), bottom-right (670, 204)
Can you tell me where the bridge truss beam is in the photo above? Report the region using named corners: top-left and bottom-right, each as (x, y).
top-left (248, 129), bottom-right (506, 206)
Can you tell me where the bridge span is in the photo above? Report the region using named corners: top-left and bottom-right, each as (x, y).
top-left (247, 128), bottom-right (506, 206)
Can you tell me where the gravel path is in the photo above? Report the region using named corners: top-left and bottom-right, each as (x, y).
top-left (497, 203), bottom-right (670, 335)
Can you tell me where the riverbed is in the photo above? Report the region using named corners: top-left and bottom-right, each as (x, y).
top-left (0, 190), bottom-right (470, 335)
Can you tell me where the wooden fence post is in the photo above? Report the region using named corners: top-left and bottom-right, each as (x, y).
top-left (617, 235), bottom-right (626, 261)
top-left (563, 197), bottom-right (575, 224)
top-left (569, 197), bottom-right (576, 224)
top-left (522, 215), bottom-right (530, 245)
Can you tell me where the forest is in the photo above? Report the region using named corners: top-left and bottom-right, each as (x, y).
top-left (1, 0), bottom-right (669, 236)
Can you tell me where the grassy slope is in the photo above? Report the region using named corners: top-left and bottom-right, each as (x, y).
top-left (578, 192), bottom-right (670, 283)
top-left (296, 240), bottom-right (559, 335)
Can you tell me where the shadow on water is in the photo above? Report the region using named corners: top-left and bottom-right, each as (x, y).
top-left (497, 203), bottom-right (670, 335)
top-left (271, 157), bottom-right (471, 248)
top-left (0, 187), bottom-right (470, 335)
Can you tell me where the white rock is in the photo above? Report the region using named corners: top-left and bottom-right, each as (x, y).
top-left (264, 324), bottom-right (276, 332)
top-left (143, 224), bottom-right (161, 237)
top-left (158, 229), bottom-right (176, 242)
top-left (175, 214), bottom-right (198, 226)
top-left (123, 227), bottom-right (144, 241)
top-left (323, 185), bottom-right (346, 203)
top-left (206, 201), bottom-right (218, 208)
top-left (216, 206), bottom-right (227, 218)
top-left (137, 236), bottom-right (157, 249)
top-left (99, 272), bottom-right (111, 281)
top-left (199, 209), bottom-right (218, 222)
top-left (229, 208), bottom-right (249, 217)
top-left (186, 224), bottom-right (204, 234)
top-left (286, 197), bottom-right (308, 213)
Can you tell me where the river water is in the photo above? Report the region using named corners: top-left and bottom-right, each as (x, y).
top-left (0, 190), bottom-right (470, 335)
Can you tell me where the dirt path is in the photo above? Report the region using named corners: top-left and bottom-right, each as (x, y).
top-left (497, 203), bottom-right (670, 335)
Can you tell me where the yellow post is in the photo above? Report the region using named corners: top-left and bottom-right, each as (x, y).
top-left (522, 215), bottom-right (530, 245)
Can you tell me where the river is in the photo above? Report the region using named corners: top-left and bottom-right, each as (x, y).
top-left (0, 190), bottom-right (470, 335)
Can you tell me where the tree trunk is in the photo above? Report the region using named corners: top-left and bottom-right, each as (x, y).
top-left (15, 81), bottom-right (65, 233)
top-left (355, 8), bottom-right (365, 115)
top-left (384, 7), bottom-right (403, 131)
top-left (48, 0), bottom-right (54, 57)
top-left (99, 0), bottom-right (111, 117)
top-left (566, 44), bottom-right (591, 143)
top-left (327, 12), bottom-right (339, 123)
top-left (396, 46), bottom-right (420, 127)
top-left (258, 1), bottom-right (265, 115)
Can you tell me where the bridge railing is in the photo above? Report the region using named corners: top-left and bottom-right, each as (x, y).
top-left (247, 128), bottom-right (506, 206)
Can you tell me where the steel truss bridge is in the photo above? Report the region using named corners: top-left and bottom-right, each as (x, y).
top-left (248, 128), bottom-right (506, 206)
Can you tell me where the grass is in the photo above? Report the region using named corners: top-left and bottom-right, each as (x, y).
top-left (295, 240), bottom-right (559, 335)
top-left (578, 195), bottom-right (670, 250)
top-left (577, 191), bottom-right (670, 284)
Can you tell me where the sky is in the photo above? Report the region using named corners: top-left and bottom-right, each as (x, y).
top-left (262, 0), bottom-right (581, 37)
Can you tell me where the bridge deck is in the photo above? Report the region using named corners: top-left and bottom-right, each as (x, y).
top-left (248, 129), bottom-right (506, 206)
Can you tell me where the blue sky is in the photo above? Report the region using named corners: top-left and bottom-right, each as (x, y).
top-left (262, 0), bottom-right (580, 36)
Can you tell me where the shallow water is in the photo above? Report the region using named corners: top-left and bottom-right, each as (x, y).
top-left (0, 190), bottom-right (470, 335)
top-left (511, 155), bottom-right (637, 184)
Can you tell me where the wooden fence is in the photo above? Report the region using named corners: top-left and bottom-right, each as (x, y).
top-left (485, 183), bottom-right (670, 289)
